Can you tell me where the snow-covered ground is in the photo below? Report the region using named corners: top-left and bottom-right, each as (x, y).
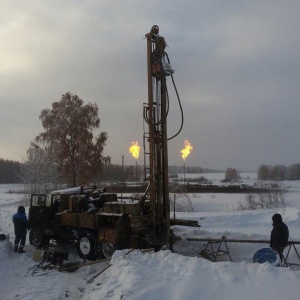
top-left (1, 174), bottom-right (300, 300)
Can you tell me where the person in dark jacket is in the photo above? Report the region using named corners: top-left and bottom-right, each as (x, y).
top-left (12, 206), bottom-right (29, 253)
top-left (115, 213), bottom-right (131, 250)
top-left (270, 213), bottom-right (289, 261)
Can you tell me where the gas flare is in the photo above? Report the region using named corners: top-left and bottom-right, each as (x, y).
top-left (181, 140), bottom-right (193, 161)
top-left (129, 141), bottom-right (140, 159)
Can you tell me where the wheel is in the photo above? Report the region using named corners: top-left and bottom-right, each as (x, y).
top-left (101, 242), bottom-right (115, 258)
top-left (29, 229), bottom-right (48, 248)
top-left (77, 234), bottom-right (95, 260)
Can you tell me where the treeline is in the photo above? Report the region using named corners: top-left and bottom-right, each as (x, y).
top-left (0, 158), bottom-right (222, 185)
top-left (168, 165), bottom-right (221, 174)
top-left (169, 165), bottom-right (204, 174)
top-left (258, 164), bottom-right (300, 181)
top-left (98, 164), bottom-right (144, 182)
top-left (0, 158), bottom-right (21, 183)
top-left (99, 165), bottom-right (219, 182)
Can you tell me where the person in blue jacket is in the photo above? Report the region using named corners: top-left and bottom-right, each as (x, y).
top-left (12, 206), bottom-right (29, 253)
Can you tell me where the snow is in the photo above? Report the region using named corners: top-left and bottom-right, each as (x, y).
top-left (1, 175), bottom-right (300, 300)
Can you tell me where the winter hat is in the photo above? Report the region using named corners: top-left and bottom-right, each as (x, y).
top-left (272, 213), bottom-right (282, 224)
top-left (17, 206), bottom-right (25, 214)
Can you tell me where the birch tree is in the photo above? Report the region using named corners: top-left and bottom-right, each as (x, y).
top-left (35, 92), bottom-right (110, 186)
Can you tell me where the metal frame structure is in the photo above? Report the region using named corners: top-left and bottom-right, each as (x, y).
top-left (143, 25), bottom-right (170, 246)
top-left (187, 237), bottom-right (300, 267)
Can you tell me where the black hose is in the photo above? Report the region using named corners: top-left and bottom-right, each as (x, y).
top-left (165, 52), bottom-right (184, 140)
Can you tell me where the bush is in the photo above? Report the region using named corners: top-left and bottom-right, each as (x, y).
top-left (238, 183), bottom-right (286, 210)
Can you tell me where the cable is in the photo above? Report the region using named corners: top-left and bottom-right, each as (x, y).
top-left (143, 50), bottom-right (184, 139)
top-left (165, 52), bottom-right (184, 140)
top-left (30, 245), bottom-right (49, 276)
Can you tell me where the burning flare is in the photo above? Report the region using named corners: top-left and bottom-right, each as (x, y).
top-left (129, 141), bottom-right (140, 159)
top-left (181, 140), bottom-right (193, 161)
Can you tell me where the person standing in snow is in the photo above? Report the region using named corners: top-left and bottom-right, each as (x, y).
top-left (270, 213), bottom-right (289, 261)
top-left (12, 206), bottom-right (29, 253)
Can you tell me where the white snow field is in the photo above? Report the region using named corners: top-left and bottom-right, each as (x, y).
top-left (1, 174), bottom-right (300, 300)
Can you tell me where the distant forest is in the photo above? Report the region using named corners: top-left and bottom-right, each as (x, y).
top-left (0, 158), bottom-right (222, 184)
top-left (2, 157), bottom-right (300, 184)
top-left (168, 165), bottom-right (223, 174)
top-left (257, 164), bottom-right (300, 181)
top-left (0, 158), bottom-right (21, 183)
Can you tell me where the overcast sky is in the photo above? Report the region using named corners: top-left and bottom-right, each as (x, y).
top-left (1, 0), bottom-right (300, 171)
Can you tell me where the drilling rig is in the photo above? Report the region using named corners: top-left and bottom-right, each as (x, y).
top-left (28, 26), bottom-right (183, 259)
top-left (143, 25), bottom-right (174, 247)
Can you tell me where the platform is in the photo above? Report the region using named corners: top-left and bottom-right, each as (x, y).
top-left (187, 237), bottom-right (300, 267)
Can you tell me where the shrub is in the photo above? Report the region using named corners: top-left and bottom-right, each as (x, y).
top-left (238, 183), bottom-right (286, 210)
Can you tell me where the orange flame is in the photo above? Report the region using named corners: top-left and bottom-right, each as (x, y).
top-left (181, 140), bottom-right (193, 161)
top-left (129, 141), bottom-right (140, 159)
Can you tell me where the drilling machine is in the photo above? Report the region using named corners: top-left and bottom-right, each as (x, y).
top-left (28, 26), bottom-right (179, 259)
top-left (143, 25), bottom-right (175, 248)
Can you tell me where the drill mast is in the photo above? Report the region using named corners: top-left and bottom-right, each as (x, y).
top-left (144, 25), bottom-right (173, 245)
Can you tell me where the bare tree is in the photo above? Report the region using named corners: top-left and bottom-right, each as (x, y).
top-left (19, 143), bottom-right (62, 205)
top-left (223, 168), bottom-right (241, 182)
top-left (257, 165), bottom-right (270, 180)
top-left (169, 184), bottom-right (194, 213)
top-left (35, 92), bottom-right (110, 186)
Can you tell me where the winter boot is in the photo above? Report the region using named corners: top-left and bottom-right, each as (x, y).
top-left (14, 244), bottom-right (18, 253)
top-left (18, 246), bottom-right (26, 253)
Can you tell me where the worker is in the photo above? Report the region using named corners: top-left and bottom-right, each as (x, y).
top-left (115, 213), bottom-right (131, 250)
top-left (270, 213), bottom-right (289, 261)
top-left (12, 206), bottom-right (29, 253)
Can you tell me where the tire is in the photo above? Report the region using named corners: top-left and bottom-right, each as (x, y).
top-left (101, 242), bottom-right (115, 259)
top-left (77, 233), bottom-right (96, 260)
top-left (29, 229), bottom-right (48, 249)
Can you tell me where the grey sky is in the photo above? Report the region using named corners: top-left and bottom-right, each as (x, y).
top-left (1, 0), bottom-right (300, 171)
